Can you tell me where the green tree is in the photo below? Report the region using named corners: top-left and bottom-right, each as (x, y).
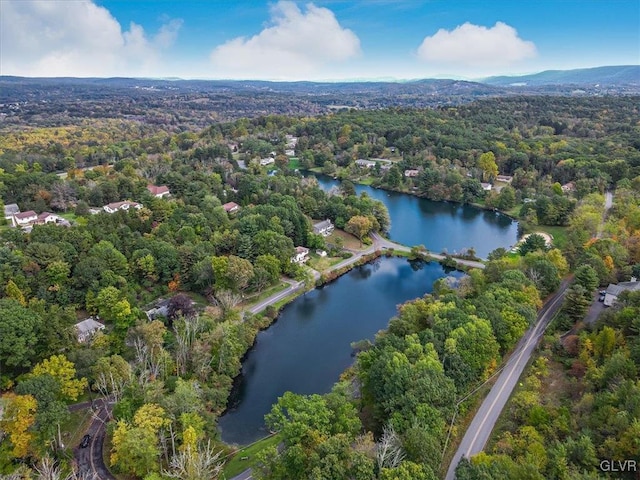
top-left (31, 354), bottom-right (88, 402)
top-left (345, 215), bottom-right (373, 245)
top-left (0, 299), bottom-right (42, 381)
top-left (519, 234), bottom-right (548, 256)
top-left (573, 265), bottom-right (599, 294)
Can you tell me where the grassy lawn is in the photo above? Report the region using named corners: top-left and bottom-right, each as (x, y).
top-left (287, 157), bottom-right (300, 170)
top-left (59, 212), bottom-right (88, 226)
top-left (536, 225), bottom-right (569, 250)
top-left (60, 408), bottom-right (94, 451)
top-left (222, 433), bottom-right (282, 478)
top-left (307, 255), bottom-right (344, 272)
top-left (240, 282), bottom-right (289, 309)
top-left (327, 229), bottom-right (367, 251)
top-left (356, 176), bottom-right (375, 186)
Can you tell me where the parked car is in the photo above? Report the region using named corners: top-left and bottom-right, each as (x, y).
top-left (80, 434), bottom-right (91, 448)
top-left (599, 291), bottom-right (606, 302)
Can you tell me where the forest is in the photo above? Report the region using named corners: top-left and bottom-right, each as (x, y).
top-left (0, 95), bottom-right (639, 479)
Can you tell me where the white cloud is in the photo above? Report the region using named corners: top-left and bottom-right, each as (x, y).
top-left (0, 0), bottom-right (182, 77)
top-left (210, 1), bottom-right (361, 80)
top-left (417, 22), bottom-right (536, 68)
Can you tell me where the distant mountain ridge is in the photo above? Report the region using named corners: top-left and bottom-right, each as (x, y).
top-left (483, 65), bottom-right (639, 86)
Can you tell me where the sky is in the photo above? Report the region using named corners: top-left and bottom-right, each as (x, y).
top-left (1, 0), bottom-right (638, 81)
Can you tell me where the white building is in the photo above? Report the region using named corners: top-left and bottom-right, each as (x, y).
top-left (313, 219), bottom-right (334, 237)
top-left (75, 317), bottom-right (105, 343)
top-left (291, 246), bottom-right (310, 264)
top-left (103, 201), bottom-right (143, 214)
top-left (260, 158), bottom-right (275, 166)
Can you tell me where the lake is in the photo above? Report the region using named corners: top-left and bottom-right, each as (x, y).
top-left (313, 174), bottom-right (519, 259)
top-left (218, 257), bottom-right (463, 444)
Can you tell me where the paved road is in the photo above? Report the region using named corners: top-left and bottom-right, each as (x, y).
top-left (229, 469), bottom-right (253, 480)
top-left (445, 279), bottom-right (571, 480)
top-left (370, 233), bottom-right (486, 270)
top-left (73, 399), bottom-right (115, 480)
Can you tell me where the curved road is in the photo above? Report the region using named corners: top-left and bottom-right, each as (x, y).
top-left (73, 399), bottom-right (115, 480)
top-left (445, 278), bottom-right (571, 480)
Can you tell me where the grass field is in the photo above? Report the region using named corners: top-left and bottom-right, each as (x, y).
top-left (222, 433), bottom-right (282, 478)
top-left (536, 225), bottom-right (569, 250)
top-left (327, 229), bottom-right (367, 251)
top-left (240, 282), bottom-right (289, 309)
top-left (307, 254), bottom-right (345, 272)
top-left (287, 157), bottom-right (301, 170)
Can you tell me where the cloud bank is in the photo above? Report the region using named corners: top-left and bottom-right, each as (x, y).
top-left (417, 22), bottom-right (537, 68)
top-left (0, 0), bottom-right (181, 77)
top-left (210, 1), bottom-right (361, 80)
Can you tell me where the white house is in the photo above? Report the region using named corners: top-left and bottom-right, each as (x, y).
top-left (355, 159), bottom-right (376, 168)
top-left (13, 210), bottom-right (38, 226)
top-left (103, 201), bottom-right (142, 213)
top-left (75, 317), bottom-right (105, 343)
top-left (147, 184), bottom-right (171, 198)
top-left (313, 219), bottom-right (334, 237)
top-left (496, 175), bottom-right (513, 183)
top-left (404, 169), bottom-right (420, 178)
top-left (316, 249), bottom-right (327, 257)
top-left (481, 183), bottom-right (493, 191)
top-left (259, 158), bottom-right (275, 166)
top-left (285, 149), bottom-right (296, 157)
top-left (291, 246), bottom-right (310, 264)
top-left (604, 279), bottom-right (640, 307)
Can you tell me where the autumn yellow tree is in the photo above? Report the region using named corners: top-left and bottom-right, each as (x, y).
top-left (31, 354), bottom-right (88, 401)
top-left (0, 393), bottom-right (37, 458)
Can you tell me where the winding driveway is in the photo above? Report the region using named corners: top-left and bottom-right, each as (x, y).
top-left (445, 278), bottom-right (571, 480)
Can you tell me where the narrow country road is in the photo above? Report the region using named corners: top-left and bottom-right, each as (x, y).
top-left (73, 399), bottom-right (115, 480)
top-left (370, 233), bottom-right (486, 269)
top-left (596, 190), bottom-right (614, 239)
top-left (445, 278), bottom-right (571, 480)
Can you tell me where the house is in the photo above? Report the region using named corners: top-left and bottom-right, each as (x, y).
top-left (380, 164), bottom-right (392, 172)
top-left (316, 249), bottom-right (327, 257)
top-left (147, 184), bottom-right (171, 198)
top-left (496, 175), bottom-right (514, 183)
top-left (291, 246), bottom-right (309, 264)
top-left (285, 149), bottom-right (296, 157)
top-left (260, 158), bottom-right (275, 166)
top-left (404, 169), bottom-right (420, 178)
top-left (103, 201), bottom-right (142, 214)
top-left (4, 203), bottom-right (19, 224)
top-left (313, 219), bottom-right (334, 237)
top-left (227, 142), bottom-right (239, 153)
top-left (561, 182), bottom-right (576, 193)
top-left (355, 159), bottom-right (376, 168)
top-left (75, 317), bottom-right (105, 343)
top-left (145, 298), bottom-right (171, 321)
top-left (35, 212), bottom-right (69, 226)
top-left (13, 210), bottom-right (37, 226)
top-left (89, 208), bottom-right (103, 215)
top-left (223, 201), bottom-right (240, 214)
top-left (603, 279), bottom-right (640, 307)
top-left (481, 183), bottom-right (493, 191)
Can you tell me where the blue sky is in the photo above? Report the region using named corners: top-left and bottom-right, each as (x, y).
top-left (1, 0), bottom-right (638, 80)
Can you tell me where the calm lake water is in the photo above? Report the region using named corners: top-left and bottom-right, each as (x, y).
top-left (218, 257), bottom-right (463, 444)
top-left (218, 179), bottom-right (519, 444)
top-left (313, 174), bottom-right (519, 259)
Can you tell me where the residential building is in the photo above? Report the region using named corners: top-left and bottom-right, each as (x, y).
top-left (604, 279), bottom-right (640, 307)
top-left (404, 169), bottom-right (420, 178)
top-left (285, 149), bottom-right (296, 157)
top-left (75, 317), bottom-right (105, 343)
top-left (223, 201), bottom-right (240, 214)
top-left (313, 219), bottom-right (334, 237)
top-left (355, 159), bottom-right (376, 168)
top-left (4, 203), bottom-right (19, 224)
top-left (144, 298), bottom-right (171, 321)
top-left (13, 210), bottom-right (38, 226)
top-left (561, 182), bottom-right (576, 193)
top-left (103, 201), bottom-right (142, 214)
top-left (496, 175), bottom-right (514, 183)
top-left (260, 158), bottom-right (275, 166)
top-left (481, 183), bottom-right (493, 191)
top-left (291, 246), bottom-right (309, 264)
top-left (316, 249), bottom-right (327, 257)
top-left (147, 184), bottom-right (171, 198)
